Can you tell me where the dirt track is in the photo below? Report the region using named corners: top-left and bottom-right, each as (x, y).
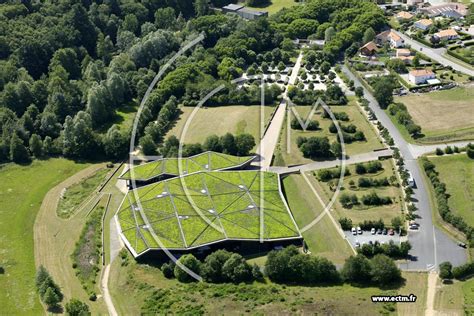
top-left (33, 163), bottom-right (108, 314)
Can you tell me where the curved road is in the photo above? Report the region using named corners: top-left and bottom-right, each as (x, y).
top-left (342, 65), bottom-right (467, 270)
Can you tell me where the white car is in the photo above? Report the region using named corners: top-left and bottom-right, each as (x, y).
top-left (357, 226), bottom-right (362, 234)
top-left (371, 228), bottom-right (376, 235)
top-left (351, 227), bottom-right (357, 235)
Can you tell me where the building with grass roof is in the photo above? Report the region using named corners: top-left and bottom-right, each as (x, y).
top-left (115, 170), bottom-right (302, 258)
top-left (120, 151), bottom-right (256, 187)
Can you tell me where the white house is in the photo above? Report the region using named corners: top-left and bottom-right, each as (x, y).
top-left (376, 30), bottom-right (404, 48)
top-left (434, 29), bottom-right (459, 41)
top-left (408, 69), bottom-right (436, 85)
top-left (414, 19), bottom-right (433, 31)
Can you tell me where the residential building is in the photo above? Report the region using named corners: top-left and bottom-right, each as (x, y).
top-left (360, 41), bottom-right (378, 56)
top-left (398, 56), bottom-right (415, 65)
top-left (376, 30), bottom-right (404, 48)
top-left (408, 69), bottom-right (436, 84)
top-left (396, 11), bottom-right (414, 21)
top-left (421, 3), bottom-right (468, 19)
top-left (434, 29), bottom-right (459, 41)
top-left (396, 49), bottom-right (411, 58)
top-left (222, 4), bottom-right (268, 20)
top-left (414, 19), bottom-right (433, 31)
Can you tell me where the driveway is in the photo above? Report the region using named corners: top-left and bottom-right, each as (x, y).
top-left (342, 65), bottom-right (467, 271)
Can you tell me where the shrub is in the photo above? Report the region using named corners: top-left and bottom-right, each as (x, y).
top-left (174, 254), bottom-right (201, 283)
top-left (339, 217), bottom-right (353, 230)
top-left (161, 262), bottom-right (175, 279)
top-left (439, 262), bottom-right (453, 279)
top-left (436, 148), bottom-right (444, 156)
top-left (65, 299), bottom-right (90, 316)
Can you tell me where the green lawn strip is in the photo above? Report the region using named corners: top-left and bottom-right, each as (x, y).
top-left (313, 159), bottom-right (405, 225)
top-left (282, 174), bottom-right (352, 264)
top-left (428, 154), bottom-right (474, 226)
top-left (417, 158), bottom-right (469, 245)
top-left (72, 196), bottom-right (107, 296)
top-left (0, 159), bottom-right (90, 315)
top-left (246, 0), bottom-right (298, 15)
top-left (57, 168), bottom-right (109, 218)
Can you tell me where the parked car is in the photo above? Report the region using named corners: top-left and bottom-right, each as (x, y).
top-left (351, 227), bottom-right (357, 235)
top-left (377, 228), bottom-right (383, 235)
top-left (371, 228), bottom-right (376, 235)
top-left (357, 226), bottom-right (362, 235)
top-left (382, 228), bottom-right (387, 235)
top-left (388, 228), bottom-right (394, 235)
top-left (355, 241), bottom-right (360, 248)
top-left (458, 242), bottom-right (467, 248)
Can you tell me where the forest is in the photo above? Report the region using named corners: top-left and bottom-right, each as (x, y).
top-left (0, 0), bottom-right (386, 164)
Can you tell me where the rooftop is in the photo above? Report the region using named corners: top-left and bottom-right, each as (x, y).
top-left (222, 3), bottom-right (244, 11)
top-left (116, 171), bottom-right (302, 256)
top-left (409, 69), bottom-right (435, 77)
top-left (396, 11), bottom-right (414, 19)
top-left (416, 19), bottom-right (433, 26)
top-left (435, 29), bottom-right (458, 37)
top-left (120, 152), bottom-right (256, 182)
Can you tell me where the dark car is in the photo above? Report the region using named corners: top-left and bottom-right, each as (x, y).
top-left (458, 242), bottom-right (467, 248)
top-left (382, 228), bottom-right (387, 235)
top-left (377, 228), bottom-right (382, 235)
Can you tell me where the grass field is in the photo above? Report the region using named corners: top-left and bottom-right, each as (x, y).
top-left (246, 0), bottom-right (298, 15)
top-left (57, 167), bottom-right (109, 218)
top-left (0, 159), bottom-right (91, 315)
top-left (277, 97), bottom-right (384, 166)
top-left (109, 253), bottom-right (406, 315)
top-left (428, 153), bottom-right (474, 226)
top-left (166, 105), bottom-right (274, 147)
top-left (394, 87), bottom-right (474, 144)
top-left (311, 159), bottom-right (405, 225)
top-left (282, 174), bottom-right (353, 264)
top-left (435, 278), bottom-right (474, 315)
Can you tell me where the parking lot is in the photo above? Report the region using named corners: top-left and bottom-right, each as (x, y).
top-left (345, 230), bottom-right (402, 248)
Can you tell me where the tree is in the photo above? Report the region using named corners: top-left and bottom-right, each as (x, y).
top-left (324, 26), bottom-right (335, 42)
top-left (342, 254), bottom-right (372, 283)
top-left (194, 0), bottom-right (209, 16)
top-left (203, 134), bottom-right (222, 152)
top-left (355, 87), bottom-right (364, 98)
top-left (370, 254), bottom-right (401, 285)
top-left (235, 133), bottom-right (255, 156)
top-left (299, 137), bottom-right (331, 158)
top-left (222, 253), bottom-right (253, 283)
top-left (103, 125), bottom-right (128, 159)
top-left (201, 249), bottom-right (232, 283)
top-left (386, 59), bottom-right (408, 74)
top-left (174, 254), bottom-right (201, 283)
top-left (161, 262), bottom-right (175, 279)
top-left (220, 133), bottom-right (237, 155)
top-left (289, 19), bottom-right (319, 39)
top-left (363, 27), bottom-right (376, 44)
top-left (139, 135), bottom-right (156, 155)
top-left (65, 299), bottom-right (90, 316)
top-left (29, 134), bottom-right (43, 157)
top-left (10, 133), bottom-right (30, 163)
top-left (265, 246), bottom-right (299, 283)
top-left (373, 77), bottom-right (395, 109)
top-left (44, 287), bottom-right (60, 308)
top-left (391, 217), bottom-right (403, 231)
top-left (155, 8), bottom-right (176, 29)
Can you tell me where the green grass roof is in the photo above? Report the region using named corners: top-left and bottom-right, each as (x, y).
top-left (116, 171), bottom-right (301, 256)
top-left (120, 152), bottom-right (255, 181)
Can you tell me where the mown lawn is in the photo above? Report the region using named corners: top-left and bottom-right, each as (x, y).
top-left (282, 174), bottom-right (353, 264)
top-left (246, 0), bottom-right (298, 15)
top-left (166, 105), bottom-right (274, 148)
top-left (312, 159), bottom-right (405, 225)
top-left (394, 87), bottom-right (474, 144)
top-left (429, 153), bottom-right (474, 226)
top-left (278, 97), bottom-right (384, 166)
top-left (0, 159), bottom-right (90, 315)
top-left (435, 277), bottom-right (474, 315)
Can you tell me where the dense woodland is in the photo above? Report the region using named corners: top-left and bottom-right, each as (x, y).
top-left (0, 0), bottom-right (386, 164)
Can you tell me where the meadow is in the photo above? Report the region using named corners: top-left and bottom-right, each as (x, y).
top-left (0, 159), bottom-right (90, 315)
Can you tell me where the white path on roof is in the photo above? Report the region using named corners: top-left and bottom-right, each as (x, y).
top-left (253, 51), bottom-right (304, 169)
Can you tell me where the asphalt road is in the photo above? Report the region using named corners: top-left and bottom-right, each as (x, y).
top-left (393, 30), bottom-right (474, 77)
top-left (342, 65), bottom-right (467, 271)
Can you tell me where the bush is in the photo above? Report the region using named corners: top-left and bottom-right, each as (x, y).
top-left (436, 148), bottom-right (444, 156)
top-left (65, 299), bottom-right (90, 316)
top-left (161, 262), bottom-right (175, 279)
top-left (339, 217), bottom-right (353, 230)
top-left (361, 192), bottom-right (392, 206)
top-left (370, 254), bottom-right (402, 285)
top-left (339, 193), bottom-right (359, 208)
top-left (439, 262), bottom-right (453, 279)
top-left (452, 262), bottom-right (474, 280)
top-left (174, 254), bottom-right (201, 283)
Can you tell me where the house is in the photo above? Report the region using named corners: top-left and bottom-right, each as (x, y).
top-left (408, 69), bottom-right (436, 84)
top-left (376, 30), bottom-right (404, 48)
top-left (414, 19), bottom-right (433, 31)
top-left (434, 29), bottom-right (459, 41)
top-left (221, 4), bottom-right (268, 20)
top-left (407, 0), bottom-right (423, 5)
top-left (360, 41), bottom-right (378, 56)
top-left (396, 11), bottom-right (414, 21)
top-left (398, 56), bottom-right (415, 65)
top-left (396, 49), bottom-right (411, 58)
top-left (421, 3), bottom-right (468, 19)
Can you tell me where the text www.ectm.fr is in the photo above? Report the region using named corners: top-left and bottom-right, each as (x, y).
top-left (371, 294), bottom-right (417, 303)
